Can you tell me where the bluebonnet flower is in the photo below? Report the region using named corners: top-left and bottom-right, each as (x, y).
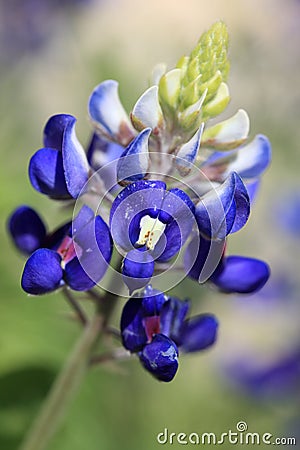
top-left (110, 179), bottom-right (196, 293)
top-left (120, 286), bottom-right (218, 382)
top-left (86, 59), bottom-right (271, 296)
top-left (9, 23), bottom-right (271, 312)
top-left (8, 205), bottom-right (112, 294)
top-left (185, 234), bottom-right (270, 293)
top-left (29, 114), bottom-right (90, 199)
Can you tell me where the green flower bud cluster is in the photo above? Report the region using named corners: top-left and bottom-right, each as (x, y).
top-left (158, 22), bottom-right (230, 135)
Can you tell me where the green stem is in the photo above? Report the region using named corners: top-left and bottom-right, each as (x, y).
top-left (19, 257), bottom-right (124, 450)
top-left (19, 313), bottom-right (103, 450)
top-left (63, 287), bottom-right (88, 326)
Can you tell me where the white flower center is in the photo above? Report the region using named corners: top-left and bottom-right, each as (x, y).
top-left (136, 215), bottom-right (166, 250)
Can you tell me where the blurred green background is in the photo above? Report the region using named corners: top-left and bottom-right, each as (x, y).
top-left (1, 0), bottom-right (300, 448)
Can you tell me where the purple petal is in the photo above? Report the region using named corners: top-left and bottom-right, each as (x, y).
top-left (62, 117), bottom-right (89, 198)
top-left (72, 205), bottom-right (95, 235)
top-left (122, 249), bottom-right (155, 294)
top-left (227, 134), bottom-right (272, 179)
top-left (160, 297), bottom-right (189, 344)
top-left (87, 133), bottom-right (124, 168)
top-left (180, 314), bottom-right (218, 352)
top-left (43, 114), bottom-right (74, 150)
top-left (120, 297), bottom-right (147, 352)
top-left (174, 124), bottom-right (204, 176)
top-left (117, 128), bottom-right (151, 185)
top-left (88, 80), bottom-right (135, 145)
top-left (29, 148), bottom-right (69, 198)
top-left (195, 173), bottom-right (236, 239)
top-left (211, 255), bottom-right (270, 294)
top-left (141, 285), bottom-right (167, 316)
top-left (184, 234), bottom-right (225, 283)
top-left (87, 134), bottom-right (124, 192)
top-left (195, 172), bottom-right (250, 239)
top-left (44, 221), bottom-right (71, 251)
top-left (21, 249), bottom-right (63, 295)
top-left (202, 134), bottom-right (271, 182)
top-left (131, 85), bottom-right (164, 131)
top-left (230, 172), bottom-right (250, 234)
top-left (8, 206), bottom-right (46, 254)
top-left (156, 188), bottom-right (195, 261)
top-left (139, 334), bottom-right (179, 382)
top-left (110, 180), bottom-right (166, 251)
top-left (64, 213), bottom-right (112, 291)
top-left (63, 256), bottom-right (98, 291)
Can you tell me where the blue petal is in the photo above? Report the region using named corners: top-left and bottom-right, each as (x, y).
top-left (29, 148), bottom-right (69, 198)
top-left (120, 297), bottom-right (147, 352)
top-left (21, 249), bottom-right (63, 295)
top-left (122, 249), bottom-right (155, 294)
top-left (227, 134), bottom-right (272, 179)
top-left (202, 134), bottom-right (271, 181)
top-left (63, 256), bottom-right (98, 291)
top-left (110, 180), bottom-right (166, 251)
top-left (160, 297), bottom-right (189, 343)
top-left (88, 80), bottom-right (135, 145)
top-left (87, 134), bottom-right (126, 193)
top-left (87, 133), bottom-right (124, 169)
top-left (180, 314), bottom-right (218, 352)
top-left (64, 213), bottom-right (112, 291)
top-left (72, 205), bottom-right (94, 234)
top-left (184, 234), bottom-right (225, 283)
top-left (117, 128), bottom-right (151, 185)
top-left (195, 172), bottom-right (250, 239)
top-left (62, 116), bottom-right (89, 198)
top-left (43, 114), bottom-right (75, 150)
top-left (131, 85), bottom-right (164, 131)
top-left (156, 188), bottom-right (195, 261)
top-left (141, 285), bottom-right (167, 316)
top-left (195, 173), bottom-right (236, 239)
top-left (174, 124), bottom-right (204, 176)
top-left (139, 334), bottom-right (179, 382)
top-left (8, 206), bottom-right (46, 254)
top-left (230, 172), bottom-right (250, 234)
top-left (44, 222), bottom-right (71, 251)
top-left (211, 256), bottom-right (270, 294)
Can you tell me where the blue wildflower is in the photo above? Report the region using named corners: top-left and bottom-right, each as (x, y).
top-left (120, 286), bottom-right (218, 382)
top-left (8, 205), bottom-right (112, 294)
top-left (194, 171), bottom-right (251, 240)
top-left (110, 180), bottom-right (195, 293)
top-left (29, 114), bottom-right (90, 199)
top-left (185, 235), bottom-right (270, 293)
